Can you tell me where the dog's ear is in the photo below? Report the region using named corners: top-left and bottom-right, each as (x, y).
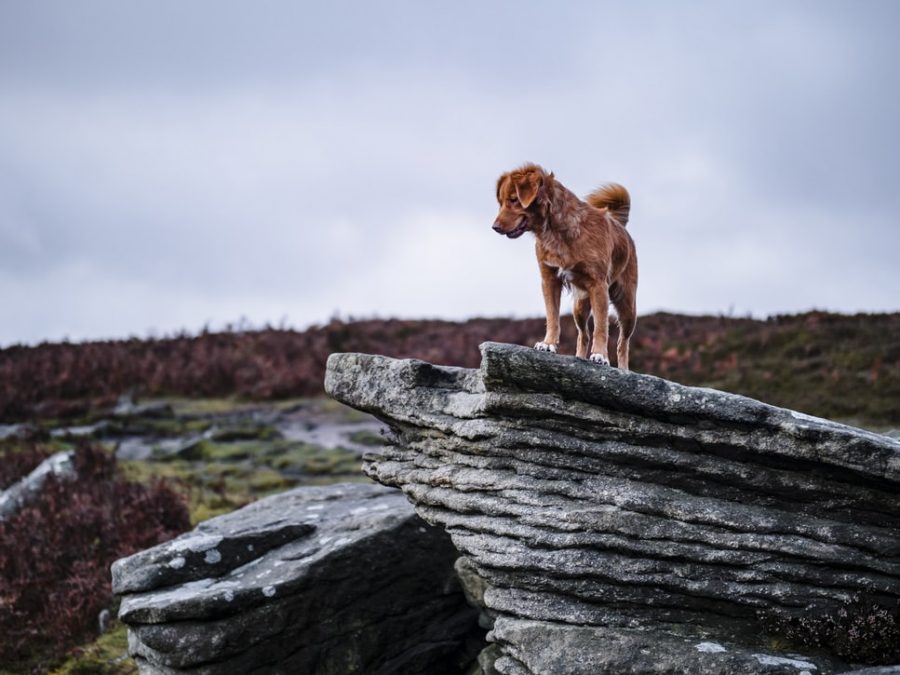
top-left (496, 173), bottom-right (509, 204)
top-left (515, 169), bottom-right (542, 208)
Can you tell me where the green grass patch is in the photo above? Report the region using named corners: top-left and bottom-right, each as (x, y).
top-left (165, 397), bottom-right (308, 417)
top-left (209, 423), bottom-right (281, 442)
top-left (49, 622), bottom-right (134, 675)
top-left (349, 429), bottom-right (385, 447)
top-left (308, 397), bottom-right (375, 423)
top-left (120, 439), bottom-right (363, 525)
top-left (268, 443), bottom-right (362, 475)
top-left (165, 397), bottom-right (258, 416)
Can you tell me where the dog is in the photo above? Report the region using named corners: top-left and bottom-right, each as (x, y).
top-left (492, 163), bottom-right (638, 369)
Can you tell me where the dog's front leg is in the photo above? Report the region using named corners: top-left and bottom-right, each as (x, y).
top-left (535, 263), bottom-right (563, 353)
top-left (588, 280), bottom-right (611, 365)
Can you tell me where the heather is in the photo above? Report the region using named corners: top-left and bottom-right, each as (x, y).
top-left (0, 445), bottom-right (51, 490)
top-left (0, 443), bottom-right (190, 672)
top-left (1, 311), bottom-right (898, 427)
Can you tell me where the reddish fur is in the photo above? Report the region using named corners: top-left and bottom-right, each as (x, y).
top-left (586, 183), bottom-right (631, 227)
top-left (493, 163), bottom-right (639, 369)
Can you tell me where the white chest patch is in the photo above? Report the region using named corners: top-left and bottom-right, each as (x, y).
top-left (557, 267), bottom-right (575, 284)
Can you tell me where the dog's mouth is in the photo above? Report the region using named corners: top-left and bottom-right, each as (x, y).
top-left (506, 217), bottom-right (528, 239)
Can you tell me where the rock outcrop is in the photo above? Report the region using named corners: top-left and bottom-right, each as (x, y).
top-left (325, 342), bottom-right (900, 674)
top-left (113, 483), bottom-right (481, 674)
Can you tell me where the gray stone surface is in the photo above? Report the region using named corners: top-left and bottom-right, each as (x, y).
top-left (113, 434), bottom-right (205, 462)
top-left (325, 342), bottom-right (900, 675)
top-left (0, 422), bottom-right (37, 440)
top-left (113, 393), bottom-right (175, 418)
top-left (0, 450), bottom-right (76, 520)
top-left (113, 482), bottom-right (480, 674)
top-left (486, 618), bottom-right (847, 675)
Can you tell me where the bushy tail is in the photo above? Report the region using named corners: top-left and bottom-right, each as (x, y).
top-left (586, 183), bottom-right (630, 227)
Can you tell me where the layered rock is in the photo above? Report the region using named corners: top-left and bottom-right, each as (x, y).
top-left (325, 342), bottom-right (900, 674)
top-left (113, 483), bottom-right (480, 674)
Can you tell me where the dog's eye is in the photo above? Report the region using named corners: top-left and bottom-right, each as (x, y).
top-left (508, 196), bottom-right (518, 205)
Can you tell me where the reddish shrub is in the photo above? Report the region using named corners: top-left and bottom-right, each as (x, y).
top-left (0, 444), bottom-right (190, 669)
top-left (0, 445), bottom-right (51, 490)
top-left (0, 312), bottom-right (897, 425)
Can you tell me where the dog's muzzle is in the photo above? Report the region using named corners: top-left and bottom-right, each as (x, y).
top-left (494, 216), bottom-right (528, 239)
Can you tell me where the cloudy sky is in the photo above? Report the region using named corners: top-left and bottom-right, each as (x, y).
top-left (1, 1), bottom-right (898, 346)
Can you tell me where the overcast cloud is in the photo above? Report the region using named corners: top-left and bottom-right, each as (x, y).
top-left (1, 1), bottom-right (898, 345)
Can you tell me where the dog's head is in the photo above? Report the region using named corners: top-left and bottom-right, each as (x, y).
top-left (492, 164), bottom-right (548, 239)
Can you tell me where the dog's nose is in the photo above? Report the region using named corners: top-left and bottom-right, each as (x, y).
top-left (492, 221), bottom-right (504, 233)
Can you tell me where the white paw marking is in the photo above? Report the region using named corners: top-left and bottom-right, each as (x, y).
top-left (589, 353), bottom-right (610, 365)
top-left (534, 342), bottom-right (557, 353)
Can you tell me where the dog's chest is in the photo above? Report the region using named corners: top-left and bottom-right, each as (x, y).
top-left (557, 267), bottom-right (576, 286)
top-left (545, 262), bottom-right (587, 295)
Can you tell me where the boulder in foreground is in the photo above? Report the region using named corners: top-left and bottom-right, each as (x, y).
top-left (113, 482), bottom-right (481, 674)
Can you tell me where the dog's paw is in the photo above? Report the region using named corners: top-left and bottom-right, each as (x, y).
top-left (534, 341), bottom-right (558, 353)
top-left (589, 353), bottom-right (610, 366)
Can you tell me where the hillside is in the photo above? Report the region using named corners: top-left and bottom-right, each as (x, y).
top-left (1, 311), bottom-right (897, 427)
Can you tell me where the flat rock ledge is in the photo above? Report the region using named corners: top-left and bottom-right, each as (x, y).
top-left (325, 342), bottom-right (900, 675)
top-left (113, 483), bottom-right (480, 674)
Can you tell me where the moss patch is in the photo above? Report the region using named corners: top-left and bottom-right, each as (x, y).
top-left (49, 622), bottom-right (134, 675)
top-left (120, 438), bottom-right (365, 525)
top-left (308, 397), bottom-right (376, 423)
top-left (348, 429), bottom-right (385, 447)
top-left (268, 443), bottom-right (362, 476)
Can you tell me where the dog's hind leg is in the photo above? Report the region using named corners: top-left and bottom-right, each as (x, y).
top-left (573, 292), bottom-right (591, 359)
top-left (610, 282), bottom-right (637, 371)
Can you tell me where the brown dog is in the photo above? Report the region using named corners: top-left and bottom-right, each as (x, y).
top-left (492, 163), bottom-right (638, 369)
